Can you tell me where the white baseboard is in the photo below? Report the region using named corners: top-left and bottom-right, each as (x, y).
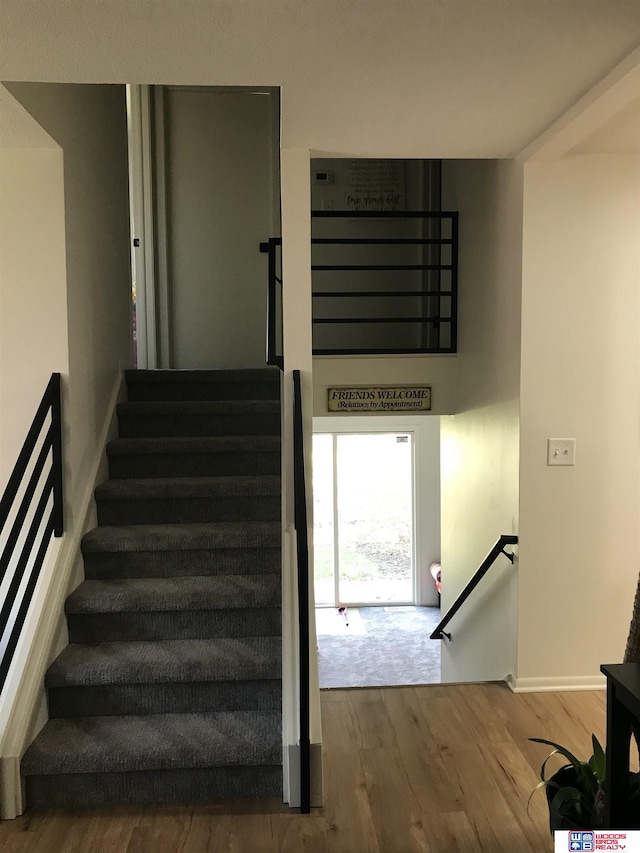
top-left (507, 673), bottom-right (606, 693)
top-left (0, 370), bottom-right (125, 820)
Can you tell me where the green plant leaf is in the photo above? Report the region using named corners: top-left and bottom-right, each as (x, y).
top-left (526, 780), bottom-right (544, 816)
top-left (549, 786), bottom-right (591, 830)
top-left (589, 735), bottom-right (606, 782)
top-left (530, 738), bottom-right (583, 772)
top-left (529, 738), bottom-right (597, 797)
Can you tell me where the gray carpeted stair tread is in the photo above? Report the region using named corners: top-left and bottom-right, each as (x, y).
top-left (126, 368), bottom-right (280, 385)
top-left (118, 400), bottom-right (280, 416)
top-left (22, 710), bottom-right (282, 776)
top-left (22, 364), bottom-right (284, 808)
top-left (82, 521), bottom-right (281, 553)
top-left (95, 475), bottom-right (281, 501)
top-left (66, 575), bottom-right (280, 614)
top-left (46, 637), bottom-right (282, 687)
top-left (107, 436), bottom-right (280, 455)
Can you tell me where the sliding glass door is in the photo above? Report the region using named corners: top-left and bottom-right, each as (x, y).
top-left (313, 432), bottom-right (415, 606)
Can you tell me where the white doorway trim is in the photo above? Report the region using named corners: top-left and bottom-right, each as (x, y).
top-left (313, 415), bottom-right (441, 608)
top-left (314, 414), bottom-right (441, 608)
top-left (126, 84), bottom-right (158, 368)
top-left (150, 85), bottom-right (173, 368)
top-left (320, 429), bottom-right (417, 607)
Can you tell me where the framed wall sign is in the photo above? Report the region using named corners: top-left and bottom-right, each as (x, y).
top-left (328, 386), bottom-right (431, 412)
top-left (344, 160), bottom-right (406, 212)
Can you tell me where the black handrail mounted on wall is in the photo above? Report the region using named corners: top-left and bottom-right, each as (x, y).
top-left (0, 374), bottom-right (64, 693)
top-left (292, 370), bottom-right (311, 814)
top-left (431, 534), bottom-right (518, 641)
top-left (261, 238), bottom-right (283, 369)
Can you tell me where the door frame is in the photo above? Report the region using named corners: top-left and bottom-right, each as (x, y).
top-left (126, 84), bottom-right (158, 368)
top-left (147, 84), bottom-right (282, 369)
top-left (312, 421), bottom-right (421, 608)
top-left (314, 413), bottom-right (442, 609)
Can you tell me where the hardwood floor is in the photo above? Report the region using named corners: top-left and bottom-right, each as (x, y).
top-left (0, 683), bottom-right (607, 852)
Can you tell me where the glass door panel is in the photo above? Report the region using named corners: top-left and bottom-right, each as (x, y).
top-left (336, 433), bottom-right (414, 604)
top-left (312, 434), bottom-right (335, 605)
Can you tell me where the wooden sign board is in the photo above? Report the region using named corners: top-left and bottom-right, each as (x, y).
top-left (328, 386), bottom-right (431, 413)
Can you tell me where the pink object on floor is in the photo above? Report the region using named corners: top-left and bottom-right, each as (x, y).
top-left (430, 562), bottom-right (441, 594)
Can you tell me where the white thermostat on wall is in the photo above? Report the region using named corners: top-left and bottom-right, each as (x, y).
top-left (314, 170), bottom-right (334, 184)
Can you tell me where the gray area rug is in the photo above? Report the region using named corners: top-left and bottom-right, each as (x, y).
top-left (316, 605), bottom-right (441, 689)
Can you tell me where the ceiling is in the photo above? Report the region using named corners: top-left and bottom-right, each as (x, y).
top-left (0, 1), bottom-right (639, 158)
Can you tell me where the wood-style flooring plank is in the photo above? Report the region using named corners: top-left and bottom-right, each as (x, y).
top-left (348, 688), bottom-right (398, 750)
top-left (271, 812), bottom-right (328, 853)
top-left (0, 683), bottom-right (609, 853)
top-left (475, 738), bottom-right (550, 851)
top-left (359, 745), bottom-right (434, 853)
top-left (320, 697), bottom-right (381, 853)
top-left (382, 686), bottom-right (465, 814)
top-left (417, 811), bottom-right (486, 853)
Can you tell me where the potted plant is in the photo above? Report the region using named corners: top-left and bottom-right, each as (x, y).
top-left (529, 735), bottom-right (607, 831)
top-left (529, 735), bottom-right (640, 832)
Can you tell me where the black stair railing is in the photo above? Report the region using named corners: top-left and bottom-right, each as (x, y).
top-left (0, 374), bottom-right (64, 692)
top-left (262, 208), bottom-right (458, 362)
top-left (431, 534), bottom-right (518, 641)
top-left (292, 370), bottom-right (311, 814)
top-left (260, 238), bottom-right (283, 369)
top-left (311, 210), bottom-right (458, 355)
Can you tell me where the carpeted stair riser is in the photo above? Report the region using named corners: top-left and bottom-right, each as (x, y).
top-left (97, 495), bottom-right (280, 525)
top-left (65, 575), bottom-right (281, 613)
top-left (81, 521), bottom-right (281, 579)
top-left (82, 547), bottom-right (281, 579)
top-left (82, 520), bottom-right (282, 551)
top-left (48, 680), bottom-right (282, 718)
top-left (65, 573), bottom-right (282, 640)
top-left (125, 368), bottom-right (280, 403)
top-left (127, 381), bottom-right (280, 403)
top-left (117, 404), bottom-right (280, 438)
top-left (95, 476), bottom-right (281, 525)
top-left (25, 765), bottom-right (282, 809)
top-left (108, 450), bottom-right (280, 479)
top-left (67, 609), bottom-right (281, 643)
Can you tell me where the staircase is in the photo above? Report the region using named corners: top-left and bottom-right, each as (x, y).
top-left (21, 368), bottom-right (283, 809)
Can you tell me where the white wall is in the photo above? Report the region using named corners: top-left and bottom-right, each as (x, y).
top-left (5, 83), bottom-right (133, 526)
top-left (314, 356), bottom-right (458, 416)
top-left (162, 88), bottom-right (277, 368)
top-left (313, 415), bottom-right (441, 606)
top-left (0, 101), bottom-right (70, 763)
top-left (0, 145), bottom-right (68, 480)
top-left (0, 86), bottom-right (132, 815)
top-left (0, 136), bottom-right (69, 817)
top-left (517, 154), bottom-right (640, 689)
top-left (439, 160), bottom-right (523, 684)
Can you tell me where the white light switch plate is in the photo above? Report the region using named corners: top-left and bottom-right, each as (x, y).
top-left (547, 438), bottom-right (576, 466)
